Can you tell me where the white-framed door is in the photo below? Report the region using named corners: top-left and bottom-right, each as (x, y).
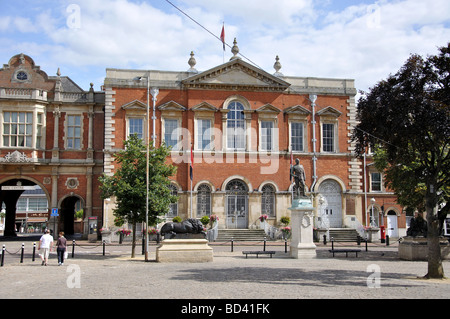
top-left (225, 179), bottom-right (249, 229)
top-left (387, 213), bottom-right (398, 237)
top-left (318, 180), bottom-right (343, 228)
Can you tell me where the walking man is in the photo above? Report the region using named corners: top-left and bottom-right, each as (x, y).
top-left (38, 229), bottom-right (54, 266)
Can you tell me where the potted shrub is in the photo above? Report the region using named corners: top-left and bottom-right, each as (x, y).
top-left (200, 216), bottom-right (210, 228)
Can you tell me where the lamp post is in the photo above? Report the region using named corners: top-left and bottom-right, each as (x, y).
top-left (145, 85), bottom-right (159, 262)
top-left (370, 197), bottom-right (376, 227)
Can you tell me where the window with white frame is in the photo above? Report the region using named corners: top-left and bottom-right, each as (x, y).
top-left (322, 123), bottom-right (335, 152)
top-left (3, 111), bottom-right (33, 148)
top-left (66, 114), bottom-right (82, 149)
top-left (197, 184), bottom-right (212, 217)
top-left (128, 117), bottom-right (144, 140)
top-left (444, 216), bottom-right (450, 236)
top-left (261, 121), bottom-right (274, 151)
top-left (167, 184), bottom-right (178, 218)
top-left (261, 184), bottom-right (276, 217)
top-left (227, 101), bottom-right (246, 150)
top-left (164, 119), bottom-right (180, 150)
top-left (291, 122), bottom-right (304, 152)
top-left (197, 119), bottom-right (212, 151)
top-left (371, 172), bottom-right (382, 192)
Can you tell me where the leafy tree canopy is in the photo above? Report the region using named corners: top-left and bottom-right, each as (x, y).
top-left (99, 134), bottom-right (177, 228)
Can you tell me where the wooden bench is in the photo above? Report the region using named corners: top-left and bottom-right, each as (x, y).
top-left (242, 251), bottom-right (276, 258)
top-left (329, 249), bottom-right (361, 258)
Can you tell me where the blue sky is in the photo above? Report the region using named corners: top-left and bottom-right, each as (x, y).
top-left (1, 0), bottom-right (449, 94)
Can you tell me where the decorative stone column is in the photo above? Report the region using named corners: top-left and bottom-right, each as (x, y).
top-left (289, 198), bottom-right (317, 259)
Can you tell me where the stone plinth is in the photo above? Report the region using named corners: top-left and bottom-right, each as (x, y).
top-left (398, 237), bottom-right (450, 261)
top-left (289, 198), bottom-right (316, 259)
top-left (156, 239), bottom-right (213, 263)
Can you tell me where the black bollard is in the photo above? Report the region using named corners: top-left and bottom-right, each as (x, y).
top-left (231, 238), bottom-right (234, 252)
top-left (365, 238), bottom-right (368, 251)
top-left (285, 238), bottom-right (288, 253)
top-left (263, 237), bottom-right (266, 252)
top-left (1, 245), bottom-right (5, 267)
top-left (72, 239), bottom-right (75, 258)
top-left (103, 240), bottom-right (106, 256)
top-left (32, 242), bottom-right (36, 262)
top-left (331, 237), bottom-right (334, 250)
top-left (323, 234), bottom-right (327, 245)
top-left (20, 243), bottom-right (24, 263)
top-left (386, 235), bottom-right (390, 246)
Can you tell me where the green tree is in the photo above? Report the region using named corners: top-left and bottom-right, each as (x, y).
top-left (353, 43), bottom-right (450, 279)
top-left (99, 134), bottom-right (177, 258)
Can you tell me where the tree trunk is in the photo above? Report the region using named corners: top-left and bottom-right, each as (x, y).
top-left (131, 223), bottom-right (137, 258)
top-left (425, 192), bottom-right (445, 279)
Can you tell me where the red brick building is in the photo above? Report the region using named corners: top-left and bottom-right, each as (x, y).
top-left (0, 50), bottom-right (406, 240)
top-left (0, 54), bottom-right (104, 237)
top-left (103, 45), bottom-right (406, 239)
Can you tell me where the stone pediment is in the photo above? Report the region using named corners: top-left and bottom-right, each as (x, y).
top-left (284, 105), bottom-right (311, 116)
top-left (317, 106), bottom-right (342, 117)
top-left (191, 102), bottom-right (218, 112)
top-left (158, 100), bottom-right (187, 112)
top-left (182, 59), bottom-right (290, 92)
top-left (121, 100), bottom-right (147, 110)
top-left (256, 104), bottom-right (281, 114)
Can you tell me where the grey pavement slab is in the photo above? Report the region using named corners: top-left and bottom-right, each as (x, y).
top-left (0, 239), bottom-right (449, 302)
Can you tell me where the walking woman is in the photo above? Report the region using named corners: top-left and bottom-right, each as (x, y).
top-left (56, 231), bottom-right (67, 266)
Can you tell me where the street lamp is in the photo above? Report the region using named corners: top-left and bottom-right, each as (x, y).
top-left (370, 197), bottom-right (376, 227)
top-left (145, 84), bottom-right (159, 262)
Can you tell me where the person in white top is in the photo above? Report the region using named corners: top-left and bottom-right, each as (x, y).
top-left (38, 229), bottom-right (54, 266)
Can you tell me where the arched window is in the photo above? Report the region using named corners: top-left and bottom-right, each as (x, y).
top-left (197, 184), bottom-right (211, 217)
top-left (167, 184), bottom-right (178, 218)
top-left (227, 102), bottom-right (246, 150)
top-left (261, 184), bottom-right (276, 217)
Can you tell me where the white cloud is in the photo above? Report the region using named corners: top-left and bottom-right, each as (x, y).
top-left (1, 0), bottom-right (449, 93)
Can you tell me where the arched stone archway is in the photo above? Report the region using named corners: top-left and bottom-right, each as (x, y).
top-left (0, 178), bottom-right (49, 237)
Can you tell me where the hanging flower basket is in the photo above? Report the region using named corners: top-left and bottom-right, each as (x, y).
top-left (115, 229), bottom-right (132, 236)
top-left (259, 214), bottom-right (269, 222)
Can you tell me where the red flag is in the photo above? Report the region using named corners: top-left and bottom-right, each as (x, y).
top-left (190, 144), bottom-right (194, 181)
top-left (220, 24), bottom-right (225, 51)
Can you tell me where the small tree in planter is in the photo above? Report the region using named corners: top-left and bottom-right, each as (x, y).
top-left (200, 216), bottom-right (210, 228)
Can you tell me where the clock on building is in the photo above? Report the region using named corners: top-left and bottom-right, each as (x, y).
top-left (16, 71), bottom-right (28, 81)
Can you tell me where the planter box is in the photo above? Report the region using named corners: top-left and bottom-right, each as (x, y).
top-left (398, 237), bottom-right (450, 261)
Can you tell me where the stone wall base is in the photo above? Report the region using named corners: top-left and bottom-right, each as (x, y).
top-left (398, 237), bottom-right (450, 261)
top-left (156, 239), bottom-right (213, 263)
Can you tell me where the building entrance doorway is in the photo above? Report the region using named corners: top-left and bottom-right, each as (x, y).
top-left (225, 180), bottom-right (248, 229)
top-left (60, 196), bottom-right (83, 236)
top-left (318, 180), bottom-right (343, 228)
top-left (387, 211), bottom-right (398, 238)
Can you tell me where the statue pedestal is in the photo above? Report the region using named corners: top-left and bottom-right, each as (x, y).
top-left (289, 198), bottom-right (316, 259)
top-left (156, 239), bottom-right (213, 263)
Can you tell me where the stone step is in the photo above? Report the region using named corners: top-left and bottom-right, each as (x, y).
top-left (328, 228), bottom-right (360, 242)
top-left (215, 229), bottom-right (268, 242)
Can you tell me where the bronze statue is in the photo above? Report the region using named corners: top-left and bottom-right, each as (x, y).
top-left (406, 212), bottom-right (427, 237)
top-left (291, 158), bottom-right (307, 198)
top-left (160, 218), bottom-right (206, 239)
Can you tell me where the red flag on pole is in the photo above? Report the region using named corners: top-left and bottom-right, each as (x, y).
top-left (190, 144), bottom-right (194, 181)
top-left (220, 24), bottom-right (225, 51)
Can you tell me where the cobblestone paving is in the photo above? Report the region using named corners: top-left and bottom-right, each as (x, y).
top-left (0, 239), bottom-right (449, 300)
